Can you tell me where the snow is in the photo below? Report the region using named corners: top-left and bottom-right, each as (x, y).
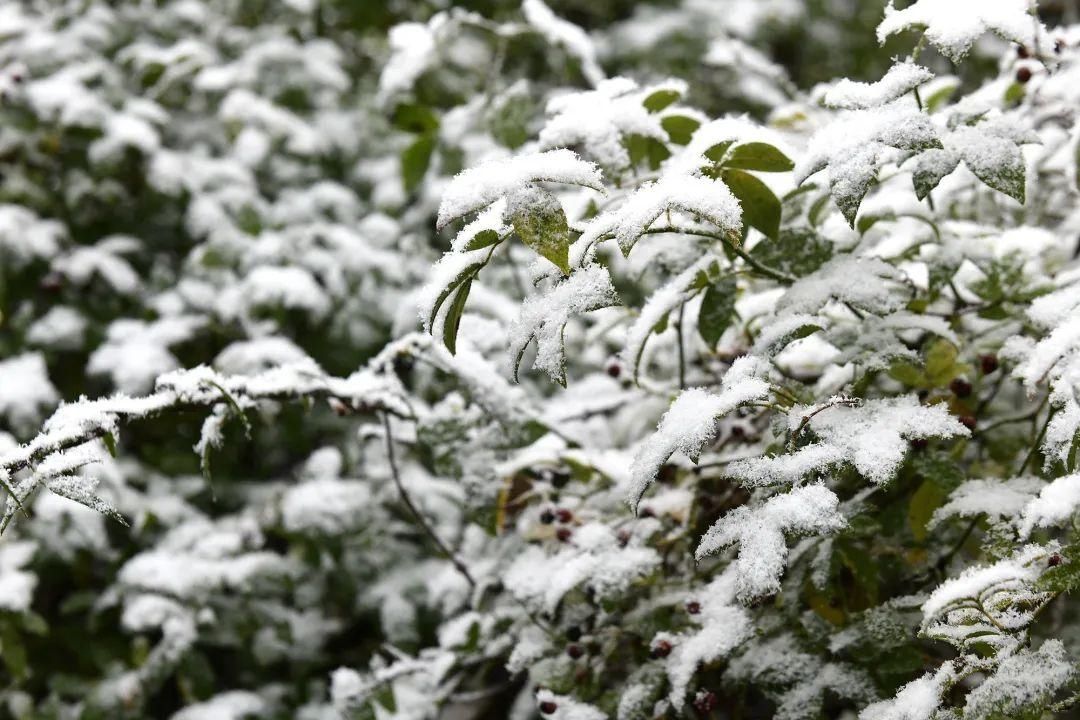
top-left (0, 540), bottom-right (37, 612)
top-left (921, 543), bottom-right (1053, 625)
top-left (237, 265), bottom-right (332, 319)
top-left (504, 522), bottom-right (660, 613)
top-left (577, 174), bottom-right (742, 256)
top-left (728, 444), bottom-right (847, 488)
top-left (1019, 473), bottom-right (1080, 537)
top-left (776, 256), bottom-right (908, 316)
top-left (281, 478), bottom-right (372, 535)
top-left (534, 689), bottom-right (606, 720)
top-left (766, 396), bottom-right (969, 486)
top-left (523, 0), bottom-right (604, 87)
top-left (663, 568), bottom-right (752, 709)
top-left (26, 306), bottom-right (88, 351)
top-left (379, 21), bottom-right (437, 101)
top-left (621, 255), bottom-right (716, 380)
top-left (0, 353), bottom-right (60, 437)
top-left (931, 477), bottom-right (1045, 528)
top-left (877, 0), bottom-right (1046, 62)
top-left (0, 205), bottom-right (65, 266)
top-left (963, 641), bottom-right (1074, 719)
top-left (695, 484), bottom-right (844, 600)
top-left (824, 61), bottom-right (934, 110)
top-left (437, 149), bottom-right (604, 229)
top-left (628, 357), bottom-right (770, 511)
top-left (508, 264), bottom-right (617, 383)
top-left (171, 691), bottom-right (267, 720)
top-left (450, 198), bottom-right (511, 253)
top-left (859, 665), bottom-right (951, 720)
top-left (539, 77), bottom-right (669, 170)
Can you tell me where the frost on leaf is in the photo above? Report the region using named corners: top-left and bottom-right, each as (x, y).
top-left (695, 485), bottom-right (844, 601)
top-left (436, 149), bottom-right (603, 230)
top-left (794, 101), bottom-right (940, 226)
top-left (508, 264), bottom-right (618, 385)
top-left (628, 357), bottom-right (770, 512)
top-left (877, 0), bottom-right (1047, 62)
top-left (921, 543), bottom-right (1055, 653)
top-left (963, 640), bottom-right (1074, 720)
top-left (911, 119), bottom-right (1034, 204)
top-left (824, 61), bottom-right (934, 110)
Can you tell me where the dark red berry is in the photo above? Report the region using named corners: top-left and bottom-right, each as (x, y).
top-left (555, 508), bottom-right (573, 523)
top-left (980, 354), bottom-right (999, 375)
top-left (910, 437), bottom-right (929, 450)
top-left (1049, 553), bottom-right (1063, 567)
top-left (39, 271), bottom-right (64, 292)
top-left (959, 415), bottom-right (977, 430)
top-left (606, 361), bottom-right (621, 379)
top-left (639, 506), bottom-right (655, 519)
top-left (616, 529), bottom-right (631, 547)
top-left (539, 701), bottom-right (557, 714)
top-left (693, 691), bottom-right (718, 714)
top-left (556, 527), bottom-right (572, 542)
top-left (540, 509), bottom-right (555, 525)
top-left (566, 643), bottom-right (585, 659)
top-left (1016, 45), bottom-right (1030, 58)
top-left (950, 378), bottom-right (973, 398)
top-left (1016, 66), bottom-right (1033, 84)
top-left (10, 71), bottom-right (23, 84)
top-left (650, 640), bottom-right (672, 659)
top-left (1055, 39), bottom-right (1065, 53)
top-left (686, 600), bottom-right (701, 615)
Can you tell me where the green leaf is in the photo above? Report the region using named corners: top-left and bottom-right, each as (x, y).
top-left (722, 142), bottom-right (794, 172)
top-left (0, 621), bottom-right (28, 681)
top-left (721, 169), bottom-right (782, 240)
top-left (703, 141), bottom-right (733, 163)
top-left (925, 339), bottom-right (966, 388)
top-left (660, 115), bottom-right (700, 145)
top-left (698, 276), bottom-right (736, 350)
top-left (102, 431), bottom-right (118, 458)
top-left (509, 188), bottom-right (572, 274)
top-left (391, 103), bottom-right (439, 133)
top-left (463, 228), bottom-right (502, 251)
top-left (427, 261), bottom-right (485, 331)
top-left (642, 89), bottom-right (681, 112)
top-left (442, 277), bottom-right (473, 355)
top-left (912, 149), bottom-right (961, 201)
top-left (1038, 557), bottom-right (1080, 594)
top-left (401, 132), bottom-right (436, 193)
top-left (625, 134), bottom-right (671, 170)
top-left (909, 479), bottom-right (946, 542)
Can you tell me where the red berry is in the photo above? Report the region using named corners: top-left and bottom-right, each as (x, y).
top-left (616, 529), bottom-right (631, 547)
top-left (1016, 66), bottom-right (1033, 83)
top-left (694, 691), bottom-right (718, 714)
top-left (1049, 553), bottom-right (1063, 567)
top-left (686, 600), bottom-right (701, 615)
top-left (959, 415), bottom-right (977, 430)
top-left (539, 701), bottom-right (558, 714)
top-left (650, 639), bottom-right (672, 659)
top-left (555, 508), bottom-right (573, 523)
top-left (1016, 45), bottom-right (1030, 58)
top-left (566, 643), bottom-right (585, 659)
top-left (980, 354), bottom-right (999, 375)
top-left (556, 527), bottom-right (572, 542)
top-left (606, 361), bottom-right (621, 379)
top-left (539, 509), bottom-right (555, 525)
top-left (639, 506), bottom-right (655, 519)
top-left (950, 378), bottom-right (973, 398)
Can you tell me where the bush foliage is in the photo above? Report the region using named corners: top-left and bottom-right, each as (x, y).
top-left (2, 0), bottom-right (1080, 719)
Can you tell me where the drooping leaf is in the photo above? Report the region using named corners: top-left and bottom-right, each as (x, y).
top-left (722, 142), bottom-right (795, 173)
top-left (507, 187), bottom-right (572, 274)
top-left (721, 169), bottom-right (782, 240)
top-left (698, 276), bottom-right (737, 349)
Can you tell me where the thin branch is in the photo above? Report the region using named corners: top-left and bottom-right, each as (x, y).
top-left (381, 413), bottom-right (476, 589)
